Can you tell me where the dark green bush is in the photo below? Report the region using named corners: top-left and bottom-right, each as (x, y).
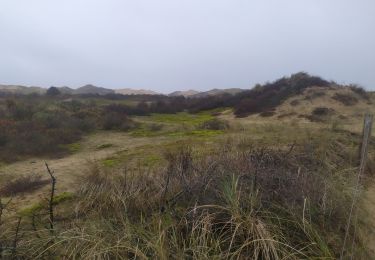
top-left (234, 72), bottom-right (330, 117)
top-left (46, 87), bottom-right (61, 96)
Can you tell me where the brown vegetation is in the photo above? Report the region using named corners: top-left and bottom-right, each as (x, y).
top-left (332, 93), bottom-right (358, 106)
top-left (0, 174), bottom-right (49, 197)
top-left (0, 130), bottom-right (370, 258)
top-left (234, 72), bottom-right (330, 117)
top-left (199, 118), bottom-right (229, 130)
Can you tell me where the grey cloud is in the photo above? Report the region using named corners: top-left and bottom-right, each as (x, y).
top-left (0, 0), bottom-right (374, 92)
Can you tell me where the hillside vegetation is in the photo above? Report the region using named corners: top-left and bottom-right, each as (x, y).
top-left (0, 73), bottom-right (374, 258)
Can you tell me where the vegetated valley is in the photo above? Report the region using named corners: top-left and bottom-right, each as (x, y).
top-left (0, 72), bottom-right (375, 259)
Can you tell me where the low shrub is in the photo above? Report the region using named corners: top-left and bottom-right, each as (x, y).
top-left (148, 123), bottom-right (164, 131)
top-left (304, 90), bottom-right (326, 100)
top-left (199, 118), bottom-right (229, 130)
top-left (349, 84), bottom-right (370, 100)
top-left (290, 99), bottom-right (300, 106)
top-left (312, 107), bottom-right (335, 116)
top-left (259, 111), bottom-right (276, 117)
top-left (101, 112), bottom-right (136, 131)
top-left (277, 112), bottom-right (297, 119)
top-left (332, 93), bottom-right (358, 106)
top-left (0, 174), bottom-right (49, 196)
top-left (305, 107), bottom-right (335, 122)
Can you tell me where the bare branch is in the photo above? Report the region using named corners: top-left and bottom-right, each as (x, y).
top-left (45, 162), bottom-right (56, 233)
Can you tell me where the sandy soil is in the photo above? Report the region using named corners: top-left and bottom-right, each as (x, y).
top-left (0, 131), bottom-right (169, 209)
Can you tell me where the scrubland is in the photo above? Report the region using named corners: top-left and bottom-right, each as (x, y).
top-left (1, 73), bottom-right (375, 259)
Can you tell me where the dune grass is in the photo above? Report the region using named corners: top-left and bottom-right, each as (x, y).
top-left (0, 126), bottom-right (370, 259)
top-left (0, 107), bottom-right (373, 258)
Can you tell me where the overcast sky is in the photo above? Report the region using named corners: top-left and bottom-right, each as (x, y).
top-left (0, 0), bottom-right (374, 92)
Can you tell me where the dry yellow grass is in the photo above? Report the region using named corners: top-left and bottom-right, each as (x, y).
top-left (219, 86), bottom-right (375, 256)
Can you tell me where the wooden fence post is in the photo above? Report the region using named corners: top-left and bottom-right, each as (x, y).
top-left (340, 114), bottom-right (373, 259)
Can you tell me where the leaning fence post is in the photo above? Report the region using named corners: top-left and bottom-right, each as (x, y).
top-left (340, 114), bottom-right (373, 259)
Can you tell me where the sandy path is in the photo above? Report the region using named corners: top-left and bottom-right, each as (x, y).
top-left (0, 131), bottom-right (169, 209)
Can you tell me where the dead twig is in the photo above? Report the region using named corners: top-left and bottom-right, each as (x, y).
top-left (45, 162), bottom-right (56, 233)
top-left (11, 217), bottom-right (22, 256)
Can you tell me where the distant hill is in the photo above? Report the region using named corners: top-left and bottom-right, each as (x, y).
top-left (74, 84), bottom-right (115, 95)
top-left (169, 90), bottom-right (200, 97)
top-left (192, 88), bottom-right (246, 98)
top-left (168, 88), bottom-right (247, 98)
top-left (0, 85), bottom-right (46, 94)
top-left (115, 88), bottom-right (160, 95)
top-left (0, 84), bottom-right (159, 96)
top-left (57, 86), bottom-right (75, 95)
top-left (0, 84), bottom-right (246, 97)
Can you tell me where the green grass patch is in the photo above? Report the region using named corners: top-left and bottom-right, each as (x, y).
top-left (102, 137), bottom-right (220, 168)
top-left (18, 192), bottom-right (74, 217)
top-left (143, 154), bottom-right (162, 166)
top-left (53, 192), bottom-right (75, 204)
top-left (114, 146), bottom-right (164, 167)
top-left (168, 129), bottom-right (224, 137)
top-left (149, 112), bottom-right (213, 125)
top-left (60, 142), bottom-right (81, 153)
top-left (102, 158), bottom-right (120, 167)
top-left (129, 122), bottom-right (166, 137)
top-left (130, 127), bottom-right (163, 137)
top-left (96, 143), bottom-right (114, 150)
top-left (19, 202), bottom-right (43, 217)
top-left (197, 107), bottom-right (232, 115)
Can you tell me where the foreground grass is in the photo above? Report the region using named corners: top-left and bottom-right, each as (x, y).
top-left (0, 123), bottom-right (371, 259)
